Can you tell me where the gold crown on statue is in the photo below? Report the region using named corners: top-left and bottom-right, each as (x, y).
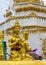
top-left (14, 19), bottom-right (20, 27)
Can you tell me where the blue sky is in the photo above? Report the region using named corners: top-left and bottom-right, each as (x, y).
top-left (43, 0), bottom-right (46, 4)
top-left (0, 0), bottom-right (46, 23)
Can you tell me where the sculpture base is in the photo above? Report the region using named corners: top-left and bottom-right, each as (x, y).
top-left (0, 61), bottom-right (46, 65)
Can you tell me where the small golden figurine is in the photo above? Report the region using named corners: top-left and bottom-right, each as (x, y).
top-left (0, 31), bottom-right (4, 60)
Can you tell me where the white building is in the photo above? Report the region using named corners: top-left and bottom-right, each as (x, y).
top-left (0, 0), bottom-right (46, 56)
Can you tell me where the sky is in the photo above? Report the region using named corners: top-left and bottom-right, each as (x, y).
top-left (0, 0), bottom-right (46, 23)
top-left (43, 0), bottom-right (46, 4)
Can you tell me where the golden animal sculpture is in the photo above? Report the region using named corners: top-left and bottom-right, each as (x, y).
top-left (0, 31), bottom-right (4, 60)
top-left (8, 19), bottom-right (34, 61)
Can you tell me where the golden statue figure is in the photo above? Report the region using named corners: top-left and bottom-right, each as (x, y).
top-left (9, 19), bottom-right (22, 60)
top-left (0, 31), bottom-right (4, 60)
top-left (8, 19), bottom-right (34, 61)
top-left (21, 28), bottom-right (34, 60)
top-left (42, 39), bottom-right (46, 59)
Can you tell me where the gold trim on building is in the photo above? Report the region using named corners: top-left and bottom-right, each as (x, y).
top-left (1, 13), bottom-right (46, 26)
top-left (15, 5), bottom-right (46, 13)
top-left (5, 25), bottom-right (46, 34)
top-left (13, 0), bottom-right (44, 5)
top-left (4, 11), bottom-right (12, 17)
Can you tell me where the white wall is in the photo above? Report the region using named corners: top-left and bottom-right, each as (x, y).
top-left (28, 32), bottom-right (46, 55)
top-left (28, 32), bottom-right (43, 55)
top-left (0, 18), bottom-right (46, 31)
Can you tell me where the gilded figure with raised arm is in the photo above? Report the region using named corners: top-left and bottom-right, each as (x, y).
top-left (9, 19), bottom-right (34, 60)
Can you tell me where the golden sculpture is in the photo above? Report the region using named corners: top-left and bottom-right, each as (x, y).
top-left (22, 28), bottom-right (31, 52)
top-left (0, 31), bottom-right (4, 60)
top-left (9, 19), bottom-right (21, 60)
top-left (8, 19), bottom-right (34, 61)
top-left (22, 28), bottom-right (34, 60)
top-left (42, 39), bottom-right (46, 59)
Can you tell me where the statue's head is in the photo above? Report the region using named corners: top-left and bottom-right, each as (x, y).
top-left (13, 19), bottom-right (20, 35)
top-left (23, 28), bottom-right (29, 40)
